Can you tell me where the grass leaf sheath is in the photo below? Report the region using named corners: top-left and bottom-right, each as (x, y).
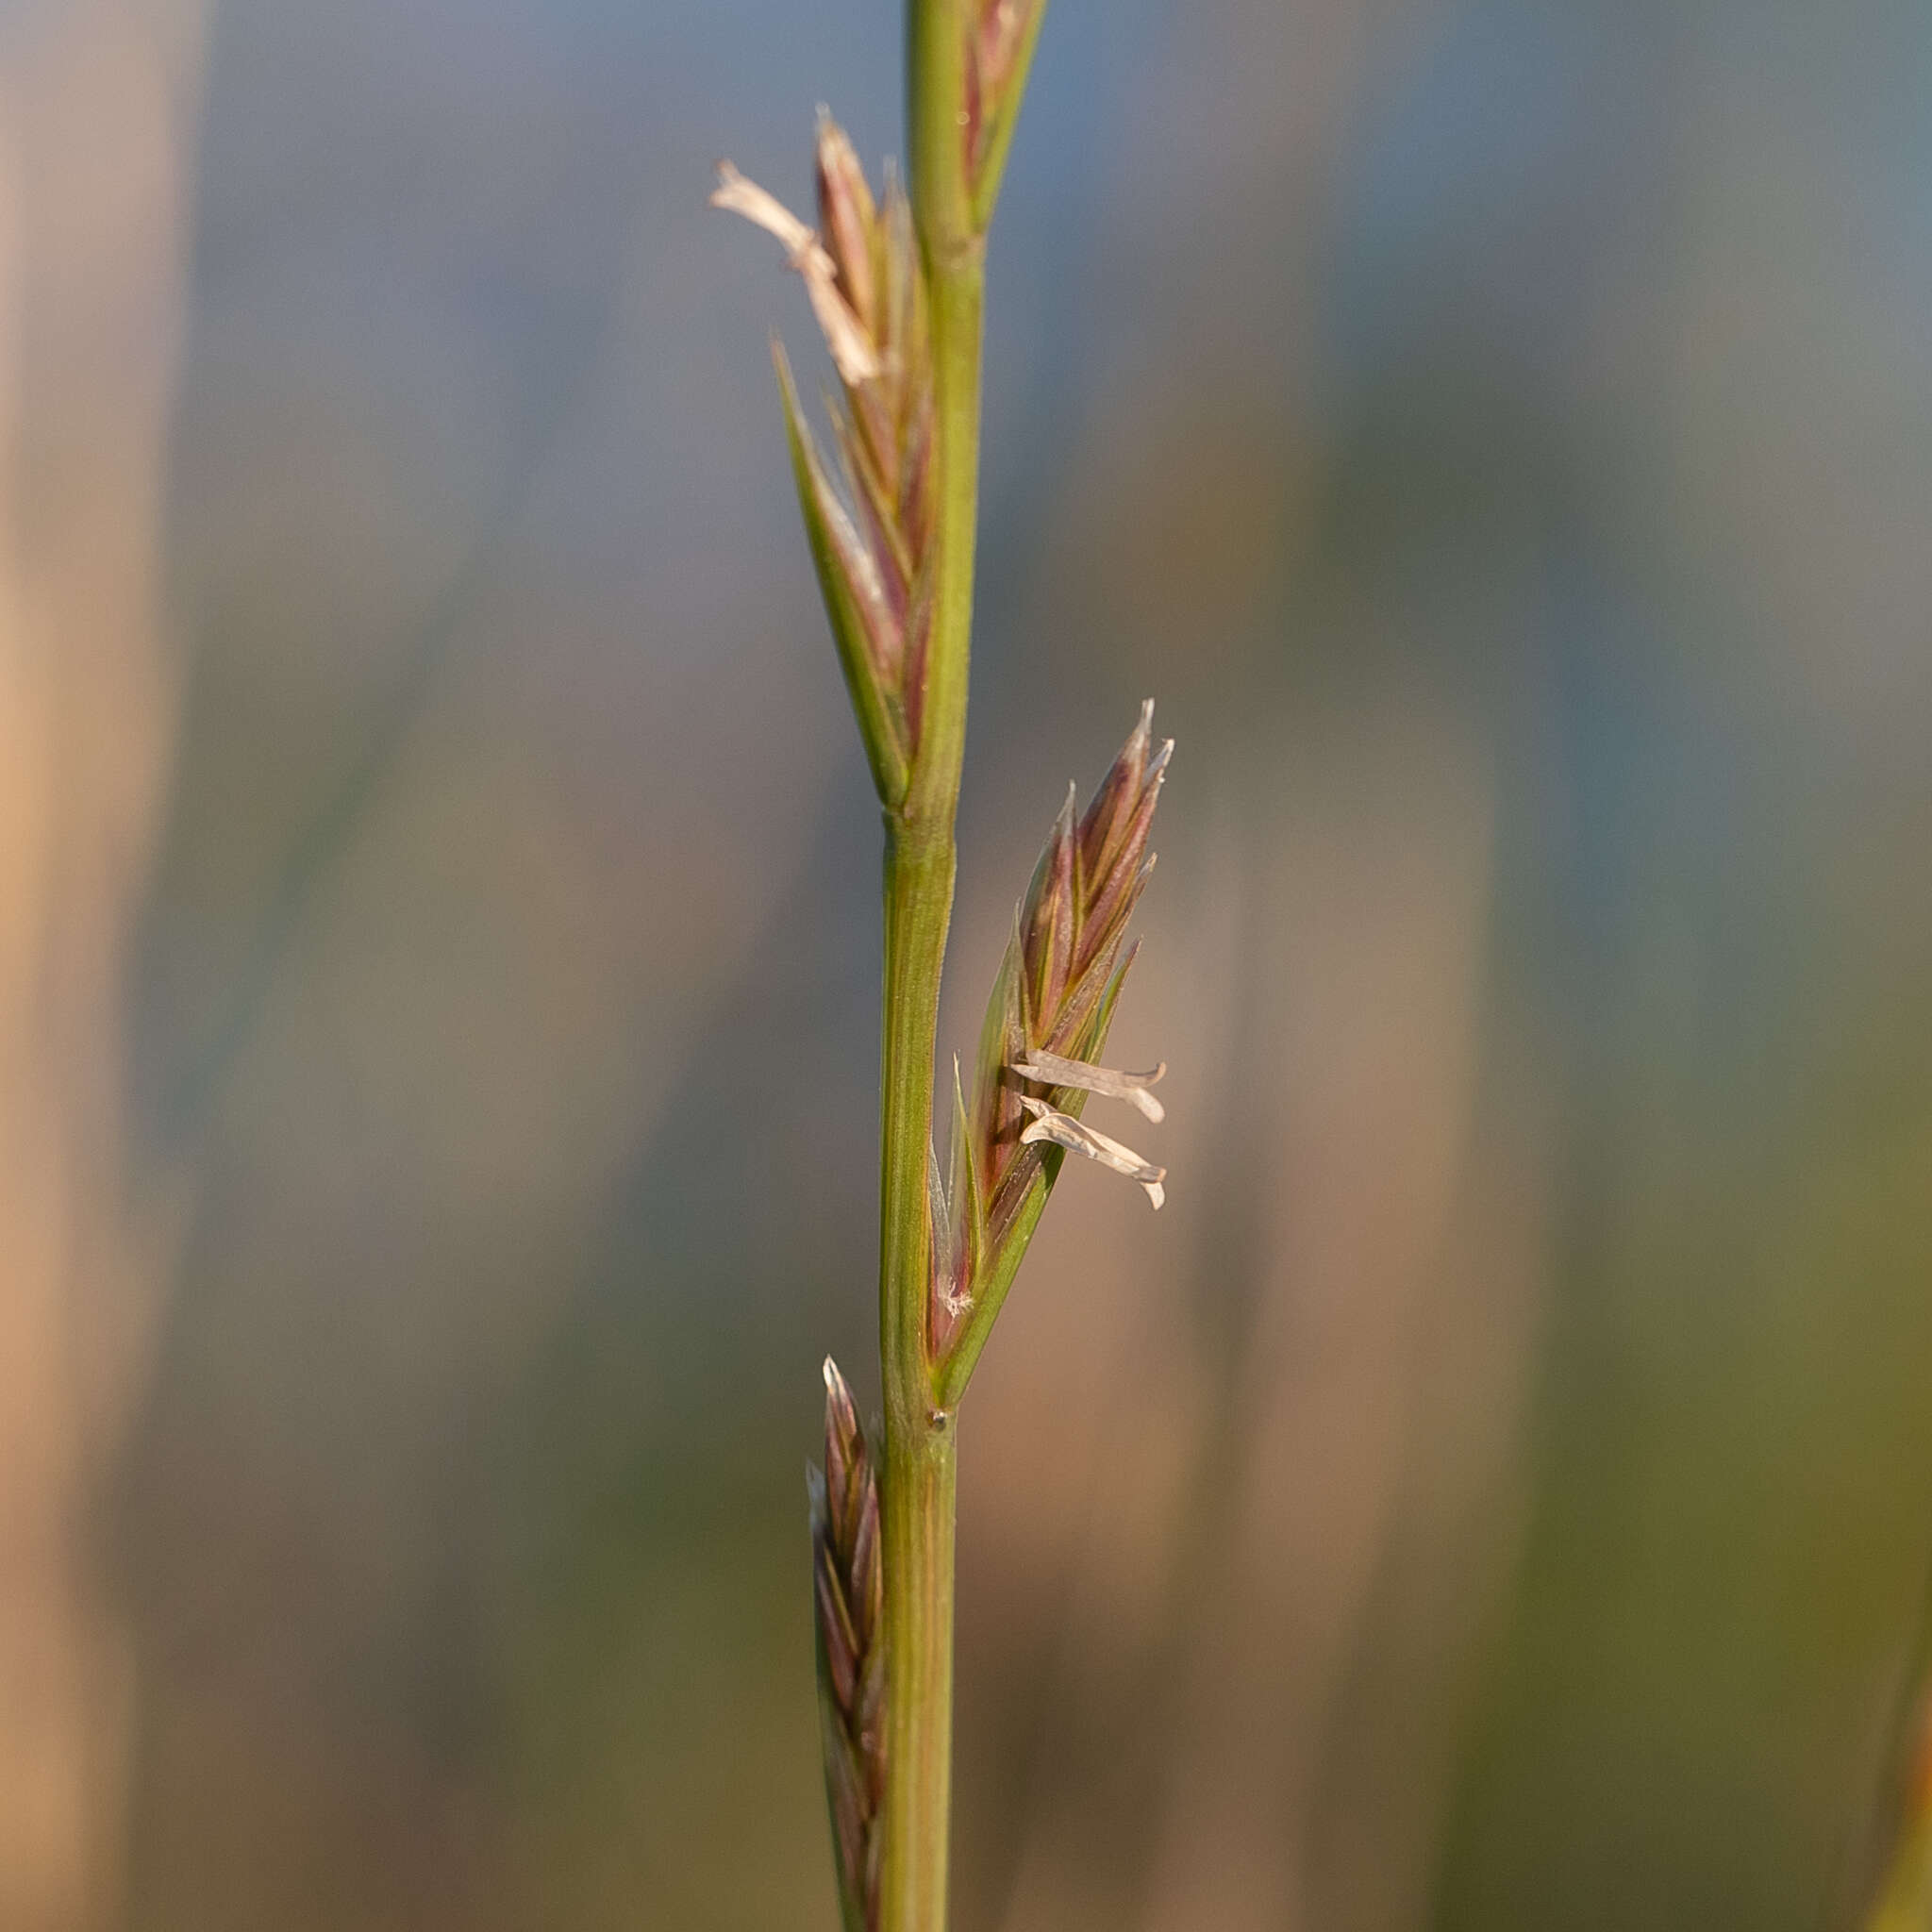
top-left (713, 6), bottom-right (1172, 1925)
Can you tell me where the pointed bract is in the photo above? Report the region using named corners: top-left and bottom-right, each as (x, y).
top-left (964, 0), bottom-right (1052, 229)
top-left (815, 110), bottom-right (877, 328)
top-left (774, 344), bottom-right (909, 805)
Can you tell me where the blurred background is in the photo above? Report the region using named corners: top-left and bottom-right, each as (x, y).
top-left (5, 0), bottom-right (1932, 1925)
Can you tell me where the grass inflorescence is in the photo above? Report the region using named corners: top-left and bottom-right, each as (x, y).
top-left (713, 6), bottom-right (1170, 1924)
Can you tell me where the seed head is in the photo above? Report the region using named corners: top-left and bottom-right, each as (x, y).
top-left (810, 1357), bottom-right (885, 1932)
top-left (711, 118), bottom-right (934, 807)
top-left (932, 703), bottom-right (1173, 1354)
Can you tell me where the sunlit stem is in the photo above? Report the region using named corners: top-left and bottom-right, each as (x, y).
top-left (875, 2), bottom-right (984, 1927)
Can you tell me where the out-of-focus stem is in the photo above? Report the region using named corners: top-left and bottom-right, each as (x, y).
top-left (877, 3), bottom-right (983, 1927)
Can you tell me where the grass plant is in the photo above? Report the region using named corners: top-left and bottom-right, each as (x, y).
top-left (714, 5), bottom-right (1170, 1924)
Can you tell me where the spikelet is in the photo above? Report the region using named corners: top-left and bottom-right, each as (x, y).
top-left (712, 117), bottom-right (934, 807)
top-left (809, 1357), bottom-right (886, 1932)
top-left (963, 0), bottom-right (1050, 222)
top-left (932, 703), bottom-right (1171, 1382)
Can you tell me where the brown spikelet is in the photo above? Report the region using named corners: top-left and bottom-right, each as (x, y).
top-left (810, 1357), bottom-right (886, 1932)
top-left (932, 704), bottom-right (1172, 1364)
top-left (712, 117), bottom-right (935, 805)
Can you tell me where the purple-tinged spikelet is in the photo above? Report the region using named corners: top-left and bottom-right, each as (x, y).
top-left (962, 0), bottom-right (1049, 220)
top-left (932, 704), bottom-right (1172, 1377)
top-left (810, 1357), bottom-right (886, 1932)
top-left (712, 118), bottom-right (935, 806)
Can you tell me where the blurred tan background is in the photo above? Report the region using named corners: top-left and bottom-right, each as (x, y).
top-left (4, 0), bottom-right (1931, 1927)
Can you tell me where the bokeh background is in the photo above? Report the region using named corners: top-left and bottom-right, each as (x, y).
top-left (6, 0), bottom-right (1932, 1926)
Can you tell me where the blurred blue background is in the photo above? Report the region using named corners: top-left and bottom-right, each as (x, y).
top-left (4, 0), bottom-right (1931, 1925)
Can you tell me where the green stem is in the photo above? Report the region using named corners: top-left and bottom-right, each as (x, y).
top-left (875, 1351), bottom-right (958, 1932)
top-left (877, 4), bottom-right (983, 1926)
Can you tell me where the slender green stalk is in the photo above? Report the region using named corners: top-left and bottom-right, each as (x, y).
top-left (875, 821), bottom-right (958, 1932)
top-left (875, 1366), bottom-right (958, 1930)
top-left (876, 6), bottom-right (984, 1924)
